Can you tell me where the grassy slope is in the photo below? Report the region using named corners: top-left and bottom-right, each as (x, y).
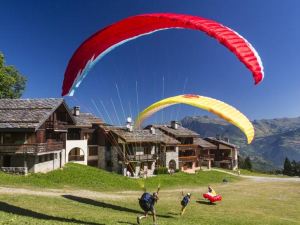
top-left (0, 180), bottom-right (299, 225)
top-left (0, 163), bottom-right (239, 191)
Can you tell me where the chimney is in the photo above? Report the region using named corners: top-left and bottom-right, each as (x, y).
top-left (216, 134), bottom-right (221, 140)
top-left (126, 117), bottom-right (133, 132)
top-left (224, 137), bottom-right (229, 143)
top-left (171, 121), bottom-right (179, 129)
top-left (150, 126), bottom-right (156, 135)
top-left (73, 106), bottom-right (80, 116)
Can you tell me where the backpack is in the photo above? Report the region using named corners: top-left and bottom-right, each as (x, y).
top-left (139, 193), bottom-right (154, 211)
top-left (140, 193), bottom-right (153, 203)
top-left (181, 195), bottom-right (189, 206)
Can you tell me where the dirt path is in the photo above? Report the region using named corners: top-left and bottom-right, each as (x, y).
top-left (211, 168), bottom-right (300, 182)
top-left (0, 187), bottom-right (126, 199)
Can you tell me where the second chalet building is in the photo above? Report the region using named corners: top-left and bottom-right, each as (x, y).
top-left (0, 98), bottom-right (238, 175)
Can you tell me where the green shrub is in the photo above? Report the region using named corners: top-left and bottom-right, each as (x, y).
top-left (154, 167), bottom-right (169, 174)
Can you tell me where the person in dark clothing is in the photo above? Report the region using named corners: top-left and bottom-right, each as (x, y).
top-left (137, 187), bottom-right (160, 225)
top-left (180, 192), bottom-right (191, 216)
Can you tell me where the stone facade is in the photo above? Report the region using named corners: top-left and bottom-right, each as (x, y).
top-left (98, 146), bottom-right (106, 169)
top-left (165, 146), bottom-right (179, 169)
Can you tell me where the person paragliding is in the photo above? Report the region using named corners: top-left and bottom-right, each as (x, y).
top-left (137, 186), bottom-right (160, 225)
top-left (207, 185), bottom-right (217, 197)
top-left (203, 185), bottom-right (222, 204)
top-left (180, 191), bottom-right (191, 216)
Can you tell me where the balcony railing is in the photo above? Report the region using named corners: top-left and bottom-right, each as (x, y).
top-left (200, 154), bottom-right (215, 161)
top-left (127, 154), bottom-right (157, 161)
top-left (179, 155), bottom-right (198, 162)
top-left (0, 167), bottom-right (28, 175)
top-left (45, 121), bottom-right (68, 130)
top-left (0, 142), bottom-right (64, 154)
top-left (69, 155), bottom-right (84, 161)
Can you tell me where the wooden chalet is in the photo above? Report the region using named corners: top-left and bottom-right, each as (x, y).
top-left (204, 137), bottom-right (238, 170)
top-left (0, 98), bottom-right (75, 174)
top-left (149, 121), bottom-right (217, 173)
top-left (97, 124), bottom-right (180, 177)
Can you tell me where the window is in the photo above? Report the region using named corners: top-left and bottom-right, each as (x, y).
top-left (166, 146), bottom-right (175, 152)
top-left (89, 147), bottom-right (98, 156)
top-left (144, 146), bottom-right (152, 155)
top-left (3, 133), bottom-right (25, 144)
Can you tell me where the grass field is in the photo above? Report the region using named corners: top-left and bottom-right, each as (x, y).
top-left (0, 163), bottom-right (239, 191)
top-left (0, 164), bottom-right (299, 225)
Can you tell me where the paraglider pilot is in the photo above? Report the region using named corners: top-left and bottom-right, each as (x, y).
top-left (180, 191), bottom-right (191, 216)
top-left (137, 187), bottom-right (160, 225)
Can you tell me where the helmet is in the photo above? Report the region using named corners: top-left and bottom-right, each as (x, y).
top-left (187, 193), bottom-right (191, 197)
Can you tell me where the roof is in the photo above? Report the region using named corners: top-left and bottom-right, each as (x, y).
top-left (74, 113), bottom-right (103, 127)
top-left (193, 138), bottom-right (217, 149)
top-left (151, 124), bottom-right (200, 138)
top-left (101, 125), bottom-right (180, 144)
top-left (204, 137), bottom-right (238, 148)
top-left (0, 98), bottom-right (66, 130)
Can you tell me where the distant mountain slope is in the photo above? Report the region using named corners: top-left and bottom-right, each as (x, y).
top-left (181, 116), bottom-right (300, 171)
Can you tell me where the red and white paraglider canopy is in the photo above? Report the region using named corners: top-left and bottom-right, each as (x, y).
top-left (62, 13), bottom-right (264, 96)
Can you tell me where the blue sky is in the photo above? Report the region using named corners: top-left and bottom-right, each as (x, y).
top-left (1, 0), bottom-right (300, 125)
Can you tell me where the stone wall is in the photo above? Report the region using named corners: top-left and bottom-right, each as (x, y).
top-left (111, 146), bottom-right (121, 173)
top-left (98, 146), bottom-right (106, 169)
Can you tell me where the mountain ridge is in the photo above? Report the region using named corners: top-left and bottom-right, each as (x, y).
top-left (181, 115), bottom-right (300, 171)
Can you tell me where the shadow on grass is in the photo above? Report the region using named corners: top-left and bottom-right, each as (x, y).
top-left (196, 200), bottom-right (216, 205)
top-left (117, 221), bottom-right (135, 225)
top-left (167, 212), bottom-right (179, 216)
top-left (0, 201), bottom-right (104, 225)
top-left (62, 195), bottom-right (174, 219)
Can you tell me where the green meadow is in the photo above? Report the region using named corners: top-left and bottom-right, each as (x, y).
top-left (0, 164), bottom-right (299, 225)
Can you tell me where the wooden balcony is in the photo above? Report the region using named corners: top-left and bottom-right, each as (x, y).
top-left (127, 154), bottom-right (157, 162)
top-left (179, 155), bottom-right (198, 162)
top-left (45, 121), bottom-right (68, 130)
top-left (0, 142), bottom-right (64, 154)
top-left (200, 154), bottom-right (215, 161)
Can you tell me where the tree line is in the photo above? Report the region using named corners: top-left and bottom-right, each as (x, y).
top-left (283, 157), bottom-right (300, 177)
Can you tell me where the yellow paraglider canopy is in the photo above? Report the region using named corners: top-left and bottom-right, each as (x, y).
top-left (135, 94), bottom-right (255, 144)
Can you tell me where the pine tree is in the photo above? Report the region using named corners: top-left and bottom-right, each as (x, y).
top-left (283, 157), bottom-right (292, 176)
top-left (291, 160), bottom-right (297, 176)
